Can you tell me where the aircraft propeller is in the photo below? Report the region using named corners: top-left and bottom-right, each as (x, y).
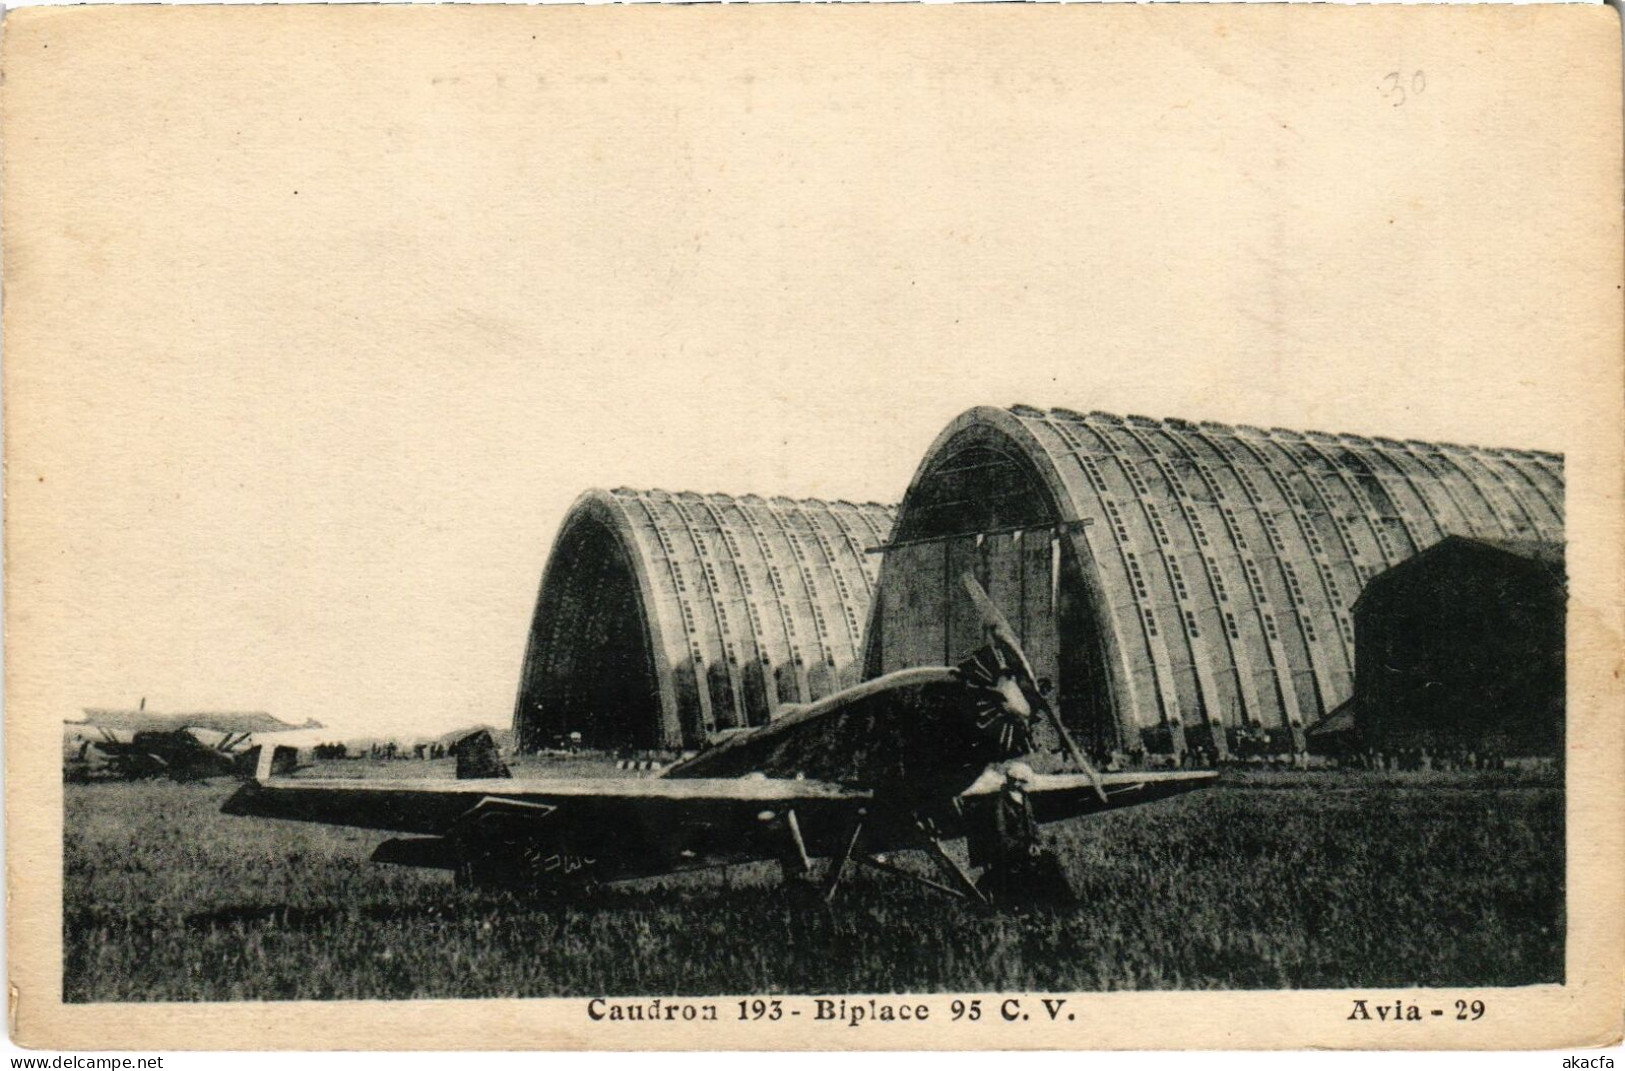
top-left (960, 573), bottom-right (1109, 804)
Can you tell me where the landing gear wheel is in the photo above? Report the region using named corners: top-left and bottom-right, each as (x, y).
top-left (977, 848), bottom-right (1077, 907)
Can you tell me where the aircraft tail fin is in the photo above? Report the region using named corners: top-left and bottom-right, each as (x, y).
top-left (254, 740), bottom-right (278, 783)
top-left (452, 730), bottom-right (511, 780)
top-left (238, 743), bottom-right (300, 783)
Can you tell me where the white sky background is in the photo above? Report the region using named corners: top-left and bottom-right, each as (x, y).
top-left (6, 6), bottom-right (1616, 739)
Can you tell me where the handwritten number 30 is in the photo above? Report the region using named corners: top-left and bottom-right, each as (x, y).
top-left (1382, 70), bottom-right (1426, 107)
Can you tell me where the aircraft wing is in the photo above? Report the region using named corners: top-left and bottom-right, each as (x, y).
top-left (76, 711), bottom-right (304, 735)
top-left (222, 773), bottom-right (872, 875)
top-left (223, 766), bottom-right (1216, 878)
top-left (961, 767), bottom-right (1218, 825)
top-left (222, 774), bottom-right (868, 836)
top-left (222, 767), bottom-right (1216, 836)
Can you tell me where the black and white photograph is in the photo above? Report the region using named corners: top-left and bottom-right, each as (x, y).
top-left (5, 2), bottom-right (1620, 1052)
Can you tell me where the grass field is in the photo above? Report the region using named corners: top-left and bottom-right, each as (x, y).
top-left (63, 763), bottom-right (1563, 1002)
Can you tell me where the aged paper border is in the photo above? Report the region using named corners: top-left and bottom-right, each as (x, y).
top-left (5, 2), bottom-right (1622, 1051)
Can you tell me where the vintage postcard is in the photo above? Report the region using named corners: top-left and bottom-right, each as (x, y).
top-left (4, 2), bottom-right (1621, 1053)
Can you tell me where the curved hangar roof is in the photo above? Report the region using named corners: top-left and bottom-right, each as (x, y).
top-left (863, 405), bottom-right (1563, 756)
top-left (514, 489), bottom-right (896, 751)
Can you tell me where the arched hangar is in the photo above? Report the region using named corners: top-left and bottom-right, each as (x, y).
top-left (514, 489), bottom-right (896, 752)
top-left (863, 405), bottom-right (1564, 757)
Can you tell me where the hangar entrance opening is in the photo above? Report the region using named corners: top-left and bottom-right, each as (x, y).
top-left (515, 515), bottom-right (661, 751)
top-left (867, 442), bottom-right (1118, 754)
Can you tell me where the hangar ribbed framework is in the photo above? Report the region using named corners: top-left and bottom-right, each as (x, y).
top-left (514, 489), bottom-right (896, 751)
top-left (863, 405), bottom-right (1564, 756)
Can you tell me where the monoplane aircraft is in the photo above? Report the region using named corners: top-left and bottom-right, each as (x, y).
top-left (78, 726), bottom-right (306, 782)
top-left (223, 576), bottom-right (1215, 905)
top-left (67, 706), bottom-right (321, 782)
top-left (76, 726), bottom-right (246, 781)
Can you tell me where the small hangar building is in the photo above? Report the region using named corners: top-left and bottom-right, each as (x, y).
top-left (1314, 537), bottom-right (1565, 757)
top-left (513, 489), bottom-right (895, 751)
